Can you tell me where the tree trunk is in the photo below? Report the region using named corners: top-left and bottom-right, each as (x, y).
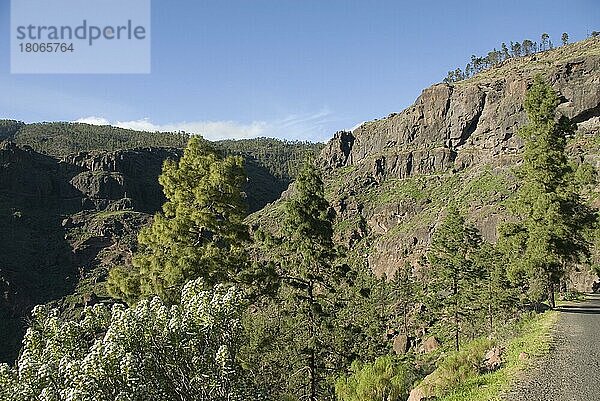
top-left (548, 278), bottom-right (556, 309)
top-left (308, 349), bottom-right (317, 401)
top-left (454, 277), bottom-right (459, 352)
top-left (307, 281), bottom-right (318, 401)
top-left (488, 280), bottom-right (493, 334)
top-left (455, 318), bottom-right (460, 352)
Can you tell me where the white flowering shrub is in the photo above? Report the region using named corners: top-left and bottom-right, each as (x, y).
top-left (0, 280), bottom-right (262, 401)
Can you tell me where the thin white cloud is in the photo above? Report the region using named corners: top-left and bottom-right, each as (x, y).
top-left (74, 109), bottom-right (335, 142)
top-left (74, 116), bottom-right (112, 126)
top-left (113, 118), bottom-right (159, 132)
top-left (156, 120), bottom-right (268, 140)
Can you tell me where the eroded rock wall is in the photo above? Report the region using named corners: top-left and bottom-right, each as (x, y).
top-left (318, 40), bottom-right (600, 285)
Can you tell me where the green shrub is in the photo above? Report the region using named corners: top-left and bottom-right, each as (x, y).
top-left (335, 355), bottom-right (416, 401)
top-left (417, 337), bottom-right (494, 398)
top-left (561, 290), bottom-right (584, 301)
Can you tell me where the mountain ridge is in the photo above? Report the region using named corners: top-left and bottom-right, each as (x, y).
top-left (251, 37), bottom-right (600, 285)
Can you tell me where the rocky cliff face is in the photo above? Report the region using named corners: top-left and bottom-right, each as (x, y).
top-left (0, 142), bottom-right (181, 212)
top-left (64, 147), bottom-right (182, 212)
top-left (0, 143), bottom-right (180, 362)
top-left (320, 39), bottom-right (600, 282)
top-left (254, 38), bottom-right (600, 288)
top-left (322, 41), bottom-right (600, 177)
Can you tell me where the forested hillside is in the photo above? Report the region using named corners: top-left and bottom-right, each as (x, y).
top-left (2, 121), bottom-right (322, 187)
top-left (9, 122), bottom-right (189, 155)
top-left (1, 121), bottom-right (323, 211)
top-left (217, 137), bottom-right (323, 181)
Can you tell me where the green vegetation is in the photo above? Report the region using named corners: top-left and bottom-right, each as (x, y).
top-left (243, 159), bottom-right (358, 400)
top-left (216, 137), bottom-right (324, 182)
top-left (426, 206), bottom-right (483, 351)
top-left (278, 159), bottom-right (348, 400)
top-left (107, 137), bottom-right (250, 304)
top-left (444, 32), bottom-right (576, 83)
top-left (0, 120), bottom-right (322, 213)
top-left (0, 120), bottom-right (24, 140)
top-left (335, 356), bottom-right (416, 401)
top-left (436, 311), bottom-right (557, 401)
top-left (216, 138), bottom-right (324, 212)
top-left (13, 122), bottom-right (189, 156)
top-left (0, 120), bottom-right (320, 189)
top-left (499, 76), bottom-right (597, 308)
top-left (418, 337), bottom-right (496, 398)
top-left (281, 161), bottom-right (339, 401)
top-left (454, 36), bottom-right (600, 86)
top-left (333, 308), bottom-right (557, 401)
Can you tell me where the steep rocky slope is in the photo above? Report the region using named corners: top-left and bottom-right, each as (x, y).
top-left (0, 143), bottom-right (178, 361)
top-left (252, 38), bottom-right (600, 287)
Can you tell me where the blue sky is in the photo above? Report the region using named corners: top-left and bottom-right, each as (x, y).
top-left (0, 0), bottom-right (598, 142)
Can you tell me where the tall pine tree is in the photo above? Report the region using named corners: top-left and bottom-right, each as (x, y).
top-left (279, 157), bottom-right (348, 401)
top-left (473, 242), bottom-right (518, 333)
top-left (426, 205), bottom-right (482, 351)
top-left (502, 76), bottom-right (596, 308)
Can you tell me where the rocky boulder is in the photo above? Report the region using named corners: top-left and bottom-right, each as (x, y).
top-left (393, 333), bottom-right (410, 355)
top-left (418, 336), bottom-right (440, 354)
top-left (482, 346), bottom-right (503, 372)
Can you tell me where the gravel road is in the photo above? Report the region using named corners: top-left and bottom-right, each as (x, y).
top-left (503, 293), bottom-right (600, 401)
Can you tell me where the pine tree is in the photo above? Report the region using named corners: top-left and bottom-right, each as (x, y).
top-left (329, 263), bottom-right (394, 373)
top-left (473, 242), bottom-right (518, 333)
top-left (108, 136), bottom-right (249, 304)
top-left (470, 54), bottom-right (477, 71)
top-left (501, 42), bottom-right (510, 61)
top-left (487, 49), bottom-right (500, 66)
top-left (541, 33), bottom-right (550, 51)
top-left (511, 41), bottom-right (522, 57)
top-left (426, 205), bottom-right (482, 351)
top-left (389, 261), bottom-right (423, 337)
top-left (561, 32), bottom-right (569, 46)
top-left (522, 39), bottom-right (534, 55)
top-left (465, 63), bottom-right (472, 79)
top-left (502, 76), bottom-right (596, 308)
top-left (278, 158), bottom-right (348, 401)
top-left (444, 70), bottom-right (456, 84)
